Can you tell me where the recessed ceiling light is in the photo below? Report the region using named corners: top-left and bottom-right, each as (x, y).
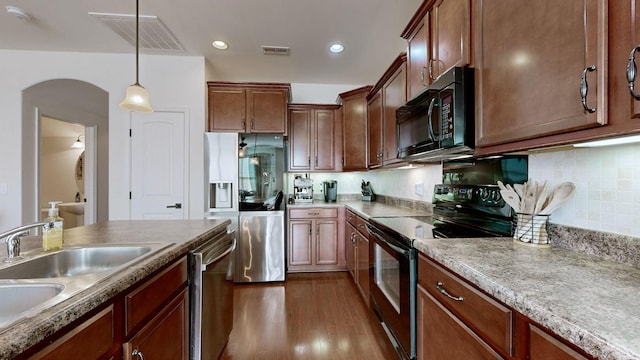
top-left (212, 40), bottom-right (228, 50)
top-left (5, 6), bottom-right (32, 21)
top-left (329, 43), bottom-right (344, 53)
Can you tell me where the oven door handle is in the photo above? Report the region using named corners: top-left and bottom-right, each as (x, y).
top-left (367, 225), bottom-right (410, 257)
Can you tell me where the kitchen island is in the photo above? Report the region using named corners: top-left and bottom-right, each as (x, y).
top-left (0, 219), bottom-right (229, 359)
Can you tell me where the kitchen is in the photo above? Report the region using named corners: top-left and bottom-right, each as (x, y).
top-left (1, 0), bottom-right (640, 359)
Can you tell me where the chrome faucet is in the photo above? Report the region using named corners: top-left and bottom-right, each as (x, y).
top-left (0, 221), bottom-right (51, 263)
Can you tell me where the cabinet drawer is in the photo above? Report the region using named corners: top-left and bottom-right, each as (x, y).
top-left (346, 210), bottom-right (368, 233)
top-left (125, 257), bottom-right (188, 336)
top-left (31, 305), bottom-right (115, 360)
top-left (419, 255), bottom-right (513, 355)
top-left (290, 207), bottom-right (338, 219)
top-left (529, 324), bottom-right (590, 360)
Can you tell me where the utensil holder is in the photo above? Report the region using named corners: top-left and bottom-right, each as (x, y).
top-left (512, 213), bottom-right (550, 247)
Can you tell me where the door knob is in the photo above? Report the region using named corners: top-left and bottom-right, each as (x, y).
top-left (166, 203), bottom-right (182, 209)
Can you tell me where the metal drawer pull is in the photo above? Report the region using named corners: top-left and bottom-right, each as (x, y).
top-left (436, 281), bottom-right (464, 302)
top-left (627, 46), bottom-right (640, 100)
top-left (580, 65), bottom-right (597, 113)
top-left (132, 349), bottom-right (145, 360)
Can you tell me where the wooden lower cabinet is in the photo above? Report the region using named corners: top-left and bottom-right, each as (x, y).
top-left (418, 284), bottom-right (503, 359)
top-left (288, 207), bottom-right (345, 272)
top-left (30, 305), bottom-right (116, 360)
top-left (345, 209), bottom-right (370, 305)
top-left (418, 253), bottom-right (595, 360)
top-left (529, 324), bottom-right (590, 360)
top-left (123, 288), bottom-right (189, 360)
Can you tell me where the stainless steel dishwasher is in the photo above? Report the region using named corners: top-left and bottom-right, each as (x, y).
top-left (189, 229), bottom-right (236, 360)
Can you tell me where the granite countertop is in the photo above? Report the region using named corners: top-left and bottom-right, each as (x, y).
top-left (413, 237), bottom-right (640, 360)
top-left (0, 219), bottom-right (229, 359)
top-left (287, 200), bottom-right (431, 219)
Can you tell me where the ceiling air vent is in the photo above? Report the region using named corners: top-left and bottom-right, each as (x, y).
top-left (262, 46), bottom-right (290, 56)
top-left (89, 12), bottom-right (184, 52)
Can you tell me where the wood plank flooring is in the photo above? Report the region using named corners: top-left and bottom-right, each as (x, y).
top-left (219, 271), bottom-right (398, 359)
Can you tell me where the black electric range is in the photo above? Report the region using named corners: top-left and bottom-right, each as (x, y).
top-left (369, 184), bottom-right (513, 247)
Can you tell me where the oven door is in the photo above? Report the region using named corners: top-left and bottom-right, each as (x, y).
top-left (367, 223), bottom-right (416, 360)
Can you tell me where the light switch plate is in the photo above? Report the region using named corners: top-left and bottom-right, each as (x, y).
top-left (415, 182), bottom-right (424, 197)
top-left (0, 183), bottom-right (7, 195)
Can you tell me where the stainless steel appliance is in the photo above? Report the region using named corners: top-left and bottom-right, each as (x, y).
top-left (236, 211), bottom-right (285, 282)
top-left (366, 156), bottom-right (528, 360)
top-left (396, 67), bottom-right (474, 163)
top-left (236, 133), bottom-right (286, 283)
top-left (189, 228), bottom-right (236, 360)
top-left (322, 180), bottom-right (337, 202)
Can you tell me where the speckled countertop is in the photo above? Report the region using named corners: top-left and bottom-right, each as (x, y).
top-left (413, 237), bottom-right (640, 360)
top-left (0, 219), bottom-right (229, 359)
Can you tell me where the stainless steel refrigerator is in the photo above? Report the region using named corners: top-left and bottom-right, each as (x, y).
top-left (205, 132), bottom-right (285, 283)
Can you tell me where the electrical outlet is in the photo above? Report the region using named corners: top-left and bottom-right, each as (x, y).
top-left (415, 183), bottom-right (424, 197)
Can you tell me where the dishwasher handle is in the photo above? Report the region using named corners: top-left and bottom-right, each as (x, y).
top-left (202, 237), bottom-right (236, 271)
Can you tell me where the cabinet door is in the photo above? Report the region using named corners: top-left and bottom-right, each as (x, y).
top-left (356, 232), bottom-right (369, 305)
top-left (123, 288), bottom-right (189, 360)
top-left (367, 91), bottom-right (383, 169)
top-left (430, 0), bottom-right (470, 79)
top-left (288, 109), bottom-right (312, 171)
top-left (31, 306), bottom-right (115, 360)
top-left (407, 15), bottom-right (430, 100)
top-left (475, 0), bottom-right (607, 148)
top-left (632, 0), bottom-right (640, 119)
top-left (316, 219), bottom-right (338, 265)
top-left (208, 87), bottom-right (246, 132)
top-left (383, 64), bottom-right (406, 166)
top-left (247, 88), bottom-right (287, 133)
top-left (345, 222), bottom-right (356, 279)
top-left (418, 285), bottom-right (504, 360)
top-left (314, 109), bottom-right (336, 171)
top-left (342, 95), bottom-right (369, 170)
top-left (529, 324), bottom-right (590, 360)
top-left (289, 220), bottom-right (313, 266)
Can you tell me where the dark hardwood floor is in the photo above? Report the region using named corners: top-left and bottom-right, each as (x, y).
top-left (219, 271), bottom-right (398, 359)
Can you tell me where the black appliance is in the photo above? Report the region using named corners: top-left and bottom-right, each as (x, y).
top-left (367, 156), bottom-right (527, 360)
top-left (396, 67), bottom-right (474, 163)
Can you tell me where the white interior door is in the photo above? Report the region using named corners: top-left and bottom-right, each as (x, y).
top-left (130, 110), bottom-right (187, 219)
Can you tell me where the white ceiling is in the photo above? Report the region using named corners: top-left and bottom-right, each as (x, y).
top-left (0, 0), bottom-right (423, 85)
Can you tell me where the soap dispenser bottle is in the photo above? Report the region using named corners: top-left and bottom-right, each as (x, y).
top-left (43, 201), bottom-right (64, 251)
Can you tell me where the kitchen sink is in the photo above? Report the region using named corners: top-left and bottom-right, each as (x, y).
top-left (0, 283), bottom-right (64, 327)
top-left (0, 245), bottom-right (157, 279)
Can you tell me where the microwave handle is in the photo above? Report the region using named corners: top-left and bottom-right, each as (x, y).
top-left (427, 97), bottom-right (439, 142)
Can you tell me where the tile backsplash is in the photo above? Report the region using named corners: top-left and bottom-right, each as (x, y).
top-left (529, 142), bottom-right (640, 238)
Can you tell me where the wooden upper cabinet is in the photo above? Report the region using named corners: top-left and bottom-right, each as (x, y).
top-left (430, 0), bottom-right (471, 79)
top-left (288, 104), bottom-right (341, 172)
top-left (383, 60), bottom-right (407, 166)
top-left (207, 82), bottom-right (290, 133)
top-left (474, 0), bottom-right (607, 153)
top-left (338, 86), bottom-right (373, 171)
top-left (402, 0), bottom-right (470, 101)
top-left (367, 90), bottom-right (383, 169)
top-left (367, 54), bottom-right (407, 169)
top-left (403, 11), bottom-right (430, 100)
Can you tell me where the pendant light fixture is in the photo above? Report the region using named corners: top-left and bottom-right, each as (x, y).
top-left (71, 135), bottom-right (85, 149)
top-left (119, 0), bottom-right (153, 112)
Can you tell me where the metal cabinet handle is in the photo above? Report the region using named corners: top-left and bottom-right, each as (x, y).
top-left (307, 156), bottom-right (311, 166)
top-left (436, 281), bottom-right (464, 302)
top-left (315, 156), bottom-right (318, 167)
top-left (420, 66), bottom-right (427, 86)
top-left (132, 349), bottom-right (145, 360)
top-left (580, 65), bottom-right (597, 113)
top-left (627, 46), bottom-right (640, 100)
top-left (428, 59), bottom-right (435, 80)
top-left (427, 97), bottom-right (438, 142)
top-left (166, 203), bottom-right (182, 209)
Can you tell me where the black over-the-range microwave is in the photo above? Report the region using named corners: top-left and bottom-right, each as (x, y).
top-left (396, 66), bottom-right (474, 163)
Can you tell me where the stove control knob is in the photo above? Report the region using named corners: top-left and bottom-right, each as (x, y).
top-left (479, 188), bottom-right (490, 201)
top-left (490, 190), bottom-right (502, 202)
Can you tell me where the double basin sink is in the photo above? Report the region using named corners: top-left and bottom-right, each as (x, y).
top-left (0, 243), bottom-right (169, 330)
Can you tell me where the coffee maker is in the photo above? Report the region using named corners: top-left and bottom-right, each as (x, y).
top-left (322, 180), bottom-right (337, 202)
top-left (293, 175), bottom-right (314, 203)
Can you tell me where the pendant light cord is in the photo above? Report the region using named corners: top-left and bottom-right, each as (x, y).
top-left (135, 0), bottom-right (140, 85)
